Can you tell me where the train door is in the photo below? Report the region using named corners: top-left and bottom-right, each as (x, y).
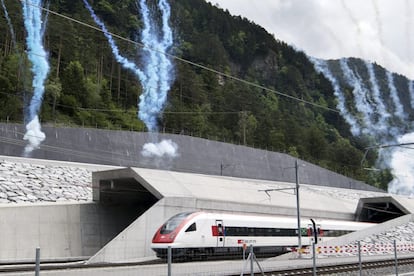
top-left (215, 220), bottom-right (225, 247)
top-left (307, 223), bottom-right (323, 244)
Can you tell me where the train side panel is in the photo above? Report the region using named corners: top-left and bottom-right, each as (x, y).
top-left (151, 212), bottom-right (374, 259)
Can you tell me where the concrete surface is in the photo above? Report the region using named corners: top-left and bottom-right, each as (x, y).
top-left (0, 202), bottom-right (138, 262)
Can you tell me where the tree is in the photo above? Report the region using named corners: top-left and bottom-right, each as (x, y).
top-left (45, 79), bottom-right (62, 117)
top-left (60, 61), bottom-right (87, 107)
top-left (304, 125), bottom-right (328, 161)
top-left (237, 111), bottom-right (257, 145)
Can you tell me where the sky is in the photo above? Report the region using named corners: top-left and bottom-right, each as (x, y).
top-left (206, 0), bottom-right (414, 80)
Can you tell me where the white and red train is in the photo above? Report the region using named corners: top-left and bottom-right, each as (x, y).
top-left (151, 211), bottom-right (374, 259)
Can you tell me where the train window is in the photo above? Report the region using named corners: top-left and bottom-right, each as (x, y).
top-left (160, 212), bottom-right (194, 234)
top-left (185, 223), bottom-right (197, 232)
top-left (220, 227), bottom-right (299, 236)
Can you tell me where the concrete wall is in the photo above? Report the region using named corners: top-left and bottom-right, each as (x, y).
top-left (0, 123), bottom-right (381, 192)
top-left (0, 202), bottom-right (137, 262)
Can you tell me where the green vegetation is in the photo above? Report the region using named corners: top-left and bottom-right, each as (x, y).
top-left (0, 0), bottom-right (388, 188)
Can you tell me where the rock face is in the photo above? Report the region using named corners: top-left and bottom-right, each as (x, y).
top-left (0, 160), bottom-right (92, 203)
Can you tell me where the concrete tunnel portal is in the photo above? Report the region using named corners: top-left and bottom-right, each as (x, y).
top-left (96, 176), bottom-right (161, 237)
top-left (86, 167), bottom-right (413, 263)
top-left (88, 171), bottom-right (164, 263)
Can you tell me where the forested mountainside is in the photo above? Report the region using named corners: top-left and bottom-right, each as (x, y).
top-left (1, 0), bottom-right (402, 189)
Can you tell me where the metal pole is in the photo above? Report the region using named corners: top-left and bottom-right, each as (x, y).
top-left (310, 218), bottom-right (317, 244)
top-left (167, 246), bottom-right (172, 276)
top-left (394, 240), bottom-right (399, 276)
top-left (295, 160), bottom-right (302, 256)
top-left (35, 247), bottom-right (40, 276)
top-left (312, 242), bottom-right (317, 276)
top-left (358, 241), bottom-right (362, 276)
top-left (250, 244), bottom-right (254, 276)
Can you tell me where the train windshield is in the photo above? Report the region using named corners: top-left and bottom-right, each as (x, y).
top-left (160, 212), bottom-right (194, 234)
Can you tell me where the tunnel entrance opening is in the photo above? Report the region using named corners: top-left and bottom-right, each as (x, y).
top-left (356, 197), bottom-right (409, 223)
top-left (86, 176), bottom-right (161, 253)
top-left (98, 177), bottom-right (159, 225)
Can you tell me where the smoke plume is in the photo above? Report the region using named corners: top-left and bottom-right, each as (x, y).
top-left (22, 0), bottom-right (50, 156)
top-left (388, 132), bottom-right (414, 196)
top-left (386, 71), bottom-right (406, 121)
top-left (365, 61), bottom-right (390, 134)
top-left (23, 115), bottom-right (45, 156)
top-left (84, 0), bottom-right (178, 158)
top-left (141, 139), bottom-right (178, 158)
top-left (309, 57), bottom-right (361, 136)
top-left (312, 55), bottom-right (414, 195)
top-left (138, 0), bottom-right (174, 132)
top-left (339, 58), bottom-right (374, 134)
top-left (408, 80), bottom-right (414, 109)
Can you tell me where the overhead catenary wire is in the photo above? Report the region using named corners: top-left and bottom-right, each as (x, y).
top-left (20, 0), bottom-right (340, 114)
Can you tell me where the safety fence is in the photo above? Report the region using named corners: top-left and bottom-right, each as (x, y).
top-left (298, 242), bottom-right (414, 257)
top-left (4, 242), bottom-right (414, 275)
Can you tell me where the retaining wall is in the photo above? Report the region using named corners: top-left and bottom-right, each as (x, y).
top-left (0, 123), bottom-right (381, 192)
top-left (0, 202), bottom-right (137, 262)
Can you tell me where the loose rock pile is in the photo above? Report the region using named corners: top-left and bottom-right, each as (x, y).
top-left (0, 160), bottom-right (92, 203)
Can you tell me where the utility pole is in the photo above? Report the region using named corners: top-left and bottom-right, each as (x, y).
top-left (258, 160), bottom-right (302, 256)
top-left (295, 160), bottom-right (302, 255)
top-left (239, 111), bottom-right (247, 145)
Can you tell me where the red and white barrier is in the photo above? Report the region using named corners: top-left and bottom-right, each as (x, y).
top-left (297, 242), bottom-right (414, 256)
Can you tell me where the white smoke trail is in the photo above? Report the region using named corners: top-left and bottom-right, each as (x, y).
top-left (309, 57), bottom-right (361, 136)
top-left (364, 61), bottom-right (390, 134)
top-left (408, 80), bottom-right (414, 109)
top-left (22, 0), bottom-right (50, 155)
top-left (82, 0), bottom-right (146, 82)
top-left (386, 71), bottom-right (407, 121)
top-left (141, 139), bottom-right (178, 158)
top-left (83, 0), bottom-right (178, 158)
top-left (23, 115), bottom-right (45, 156)
top-left (387, 132), bottom-right (414, 196)
top-left (84, 0), bottom-right (174, 132)
top-left (1, 0), bottom-right (16, 47)
top-left (339, 58), bottom-right (373, 134)
top-left (138, 0), bottom-right (174, 132)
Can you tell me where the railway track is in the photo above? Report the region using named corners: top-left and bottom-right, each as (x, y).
top-left (0, 258), bottom-right (164, 274)
top-left (1, 255), bottom-right (414, 275)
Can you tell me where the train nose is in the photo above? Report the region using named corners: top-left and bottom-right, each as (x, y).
top-left (153, 232), bottom-right (177, 243)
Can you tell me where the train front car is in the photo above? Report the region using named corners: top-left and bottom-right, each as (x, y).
top-left (151, 212), bottom-right (296, 260)
top-left (151, 211), bottom-right (204, 259)
top-left (151, 212), bottom-right (375, 260)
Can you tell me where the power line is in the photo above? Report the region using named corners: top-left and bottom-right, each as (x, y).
top-left (361, 143), bottom-right (414, 166)
top-left (22, 0), bottom-right (340, 114)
